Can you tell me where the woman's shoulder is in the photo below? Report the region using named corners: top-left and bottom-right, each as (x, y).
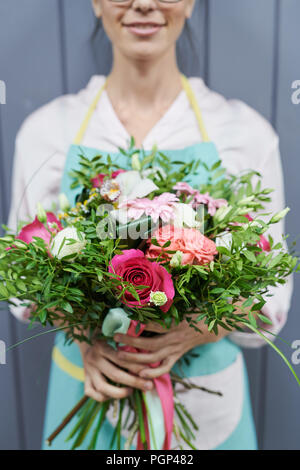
top-left (188, 76), bottom-right (279, 163)
top-left (15, 75), bottom-right (107, 151)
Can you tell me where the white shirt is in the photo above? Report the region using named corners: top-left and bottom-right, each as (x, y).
top-left (7, 75), bottom-right (294, 349)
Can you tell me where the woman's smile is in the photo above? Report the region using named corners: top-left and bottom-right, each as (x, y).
top-left (122, 21), bottom-right (167, 37)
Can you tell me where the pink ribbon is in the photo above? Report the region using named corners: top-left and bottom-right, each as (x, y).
top-left (118, 320), bottom-right (174, 450)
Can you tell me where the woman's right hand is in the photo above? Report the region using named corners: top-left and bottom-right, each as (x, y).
top-left (77, 340), bottom-right (155, 402)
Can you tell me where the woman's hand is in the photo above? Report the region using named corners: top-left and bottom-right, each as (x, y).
top-left (113, 315), bottom-right (231, 380)
top-left (77, 340), bottom-right (155, 403)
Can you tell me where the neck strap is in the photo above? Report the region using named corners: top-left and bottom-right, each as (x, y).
top-left (73, 73), bottom-right (210, 145)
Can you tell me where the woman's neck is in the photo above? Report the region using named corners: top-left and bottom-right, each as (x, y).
top-left (106, 46), bottom-right (183, 110)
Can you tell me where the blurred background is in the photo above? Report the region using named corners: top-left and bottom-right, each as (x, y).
top-left (0, 0), bottom-right (299, 450)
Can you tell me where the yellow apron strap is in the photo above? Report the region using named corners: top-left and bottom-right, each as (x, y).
top-left (180, 73), bottom-right (210, 143)
top-left (73, 74), bottom-right (210, 146)
top-left (52, 345), bottom-right (85, 382)
top-left (73, 80), bottom-right (108, 145)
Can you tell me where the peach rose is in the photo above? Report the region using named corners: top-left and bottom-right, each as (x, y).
top-left (146, 224), bottom-right (218, 266)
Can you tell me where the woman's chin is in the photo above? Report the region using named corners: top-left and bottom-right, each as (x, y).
top-left (120, 41), bottom-right (167, 62)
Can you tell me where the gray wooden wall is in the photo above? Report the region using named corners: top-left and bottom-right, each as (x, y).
top-left (0, 0), bottom-right (299, 450)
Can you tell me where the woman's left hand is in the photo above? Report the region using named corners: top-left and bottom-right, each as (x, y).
top-left (114, 315), bottom-right (230, 379)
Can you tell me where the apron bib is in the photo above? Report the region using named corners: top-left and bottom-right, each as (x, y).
top-left (42, 74), bottom-right (257, 450)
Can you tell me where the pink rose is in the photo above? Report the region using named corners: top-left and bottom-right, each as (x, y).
top-left (91, 170), bottom-right (126, 188)
top-left (147, 224), bottom-right (218, 266)
top-left (109, 249), bottom-right (175, 312)
top-left (17, 212), bottom-right (63, 246)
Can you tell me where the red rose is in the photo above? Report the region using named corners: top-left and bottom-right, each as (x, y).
top-left (17, 212), bottom-right (63, 246)
top-left (109, 249), bottom-right (175, 312)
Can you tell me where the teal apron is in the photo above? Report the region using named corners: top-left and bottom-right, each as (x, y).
top-left (42, 74), bottom-right (257, 450)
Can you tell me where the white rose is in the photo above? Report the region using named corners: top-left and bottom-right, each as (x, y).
top-left (51, 227), bottom-right (86, 261)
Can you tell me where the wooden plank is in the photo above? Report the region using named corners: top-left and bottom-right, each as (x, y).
top-left (0, 0), bottom-right (64, 450)
top-left (176, 0), bottom-right (208, 78)
top-left (262, 0), bottom-right (300, 450)
top-left (62, 0), bottom-right (107, 93)
top-left (208, 0), bottom-right (276, 119)
top-left (207, 0), bottom-right (277, 446)
top-left (0, 108), bottom-right (22, 450)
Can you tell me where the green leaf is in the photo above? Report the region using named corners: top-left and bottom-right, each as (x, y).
top-left (0, 284), bottom-right (9, 298)
top-left (39, 310), bottom-right (47, 323)
top-left (268, 253), bottom-right (284, 269)
top-left (208, 319), bottom-right (216, 331)
top-left (236, 260), bottom-right (243, 271)
top-left (6, 281), bottom-right (17, 295)
top-left (163, 240), bottom-right (171, 248)
top-left (257, 313), bottom-right (273, 326)
top-left (248, 311), bottom-right (257, 327)
top-left (251, 301), bottom-right (265, 312)
top-left (61, 301), bottom-right (74, 314)
top-left (242, 297), bottom-right (253, 308)
top-left (216, 246), bottom-right (231, 256)
top-left (210, 287), bottom-right (225, 294)
top-left (16, 280), bottom-right (27, 292)
top-left (229, 286), bottom-right (241, 296)
top-left (243, 250), bottom-right (257, 263)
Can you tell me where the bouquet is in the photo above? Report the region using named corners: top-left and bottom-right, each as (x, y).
top-left (0, 139), bottom-right (299, 450)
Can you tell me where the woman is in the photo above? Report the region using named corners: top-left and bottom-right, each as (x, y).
top-left (7, 0), bottom-right (293, 450)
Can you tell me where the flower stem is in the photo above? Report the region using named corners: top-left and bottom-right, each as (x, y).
top-left (45, 395), bottom-right (89, 446)
top-left (246, 324), bottom-right (300, 387)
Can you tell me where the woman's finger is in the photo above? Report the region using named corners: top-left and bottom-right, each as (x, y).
top-left (138, 356), bottom-right (178, 379)
top-left (88, 362), bottom-right (134, 399)
top-left (113, 331), bottom-right (178, 351)
top-left (97, 356), bottom-right (154, 392)
top-left (143, 321), bottom-right (172, 333)
top-left (117, 345), bottom-right (179, 365)
top-left (99, 342), bottom-right (149, 374)
top-left (84, 370), bottom-right (108, 403)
